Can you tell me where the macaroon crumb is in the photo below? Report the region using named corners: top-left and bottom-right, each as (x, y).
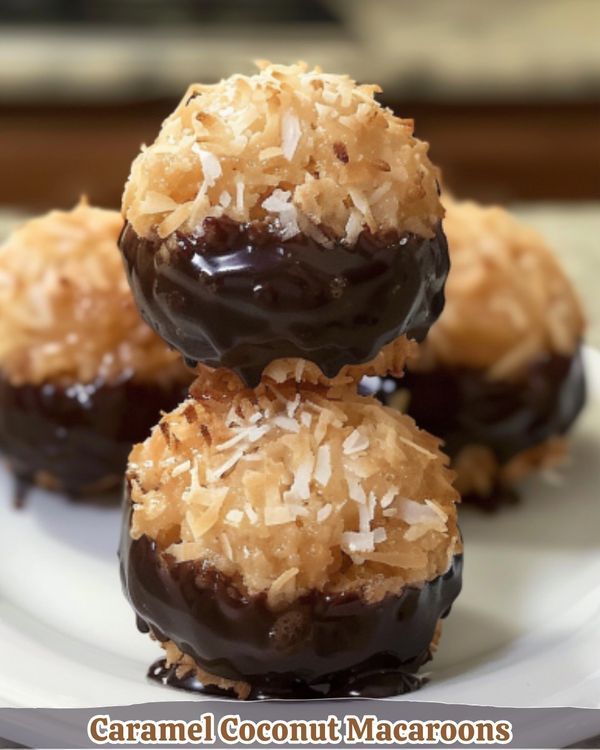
top-left (253, 336), bottom-right (419, 388)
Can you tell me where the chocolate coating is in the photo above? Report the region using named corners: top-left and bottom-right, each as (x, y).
top-left (366, 347), bottom-right (585, 464)
top-left (119, 219), bottom-right (449, 386)
top-left (120, 501), bottom-right (463, 699)
top-left (0, 374), bottom-right (188, 498)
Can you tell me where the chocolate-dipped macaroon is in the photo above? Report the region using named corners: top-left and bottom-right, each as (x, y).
top-left (0, 201), bottom-right (191, 499)
top-left (119, 61), bottom-right (449, 387)
top-left (364, 199), bottom-right (586, 508)
top-left (120, 369), bottom-right (462, 699)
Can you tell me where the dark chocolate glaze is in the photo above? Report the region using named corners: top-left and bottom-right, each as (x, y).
top-left (0, 373), bottom-right (188, 499)
top-left (362, 346), bottom-right (586, 505)
top-left (120, 500), bottom-right (463, 700)
top-left (119, 218), bottom-right (449, 387)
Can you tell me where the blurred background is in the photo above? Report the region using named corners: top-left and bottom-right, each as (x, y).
top-left (0, 0), bottom-right (598, 212)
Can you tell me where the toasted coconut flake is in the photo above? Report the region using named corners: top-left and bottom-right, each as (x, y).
top-left (166, 541), bottom-right (205, 563)
top-left (380, 486), bottom-right (398, 508)
top-left (373, 527), bottom-right (387, 544)
top-left (286, 393), bottom-right (301, 418)
top-left (207, 447), bottom-right (246, 481)
top-left (244, 502), bottom-right (259, 525)
top-left (262, 188), bottom-right (292, 213)
top-left (215, 428), bottom-right (252, 452)
top-left (314, 444), bottom-right (332, 487)
top-left (235, 180), bottom-right (245, 212)
top-left (219, 191), bottom-right (232, 208)
top-left (346, 472), bottom-right (366, 504)
top-left (486, 336), bottom-right (543, 381)
top-left (343, 428), bottom-right (370, 455)
top-left (341, 531), bottom-right (374, 554)
top-left (171, 460), bottom-right (191, 478)
top-left (404, 525), bottom-right (433, 542)
top-left (344, 209), bottom-right (364, 246)
top-left (281, 111), bottom-right (302, 161)
top-left (317, 503), bottom-right (332, 522)
top-left (273, 415), bottom-right (301, 433)
top-left (397, 435), bottom-right (437, 460)
top-left (358, 502), bottom-right (372, 534)
top-left (397, 497), bottom-right (442, 525)
top-left (288, 503), bottom-right (310, 518)
top-left (192, 144), bottom-right (222, 190)
top-left (268, 567), bottom-right (299, 606)
top-left (424, 498), bottom-right (448, 520)
top-left (220, 532), bottom-right (234, 561)
top-left (186, 502), bottom-right (222, 538)
top-left (295, 359), bottom-right (305, 382)
top-left (264, 505), bottom-right (295, 526)
top-left (225, 509), bottom-right (244, 526)
top-left (288, 456), bottom-right (314, 501)
top-left (140, 191), bottom-right (179, 213)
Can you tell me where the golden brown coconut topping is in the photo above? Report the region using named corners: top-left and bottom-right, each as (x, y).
top-left (128, 370), bottom-right (460, 607)
top-left (0, 201), bottom-right (188, 386)
top-left (416, 199), bottom-right (585, 378)
top-left (122, 61), bottom-right (443, 244)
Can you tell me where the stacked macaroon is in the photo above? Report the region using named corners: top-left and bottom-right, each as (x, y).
top-left (118, 62), bottom-right (463, 699)
top-left (365, 198), bottom-right (586, 508)
top-left (0, 200), bottom-right (191, 500)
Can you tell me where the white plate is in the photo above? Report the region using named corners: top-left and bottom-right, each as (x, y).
top-left (0, 350), bottom-right (599, 727)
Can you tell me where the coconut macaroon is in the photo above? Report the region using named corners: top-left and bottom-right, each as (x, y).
top-left (0, 201), bottom-right (191, 498)
top-left (119, 61), bottom-right (448, 386)
top-left (365, 199), bottom-right (586, 507)
top-left (120, 369), bottom-right (462, 699)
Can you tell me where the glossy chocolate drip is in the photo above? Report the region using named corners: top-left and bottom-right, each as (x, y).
top-left (0, 373), bottom-right (188, 499)
top-left (365, 346), bottom-right (585, 466)
top-left (119, 218), bottom-right (449, 387)
top-left (120, 500), bottom-right (463, 699)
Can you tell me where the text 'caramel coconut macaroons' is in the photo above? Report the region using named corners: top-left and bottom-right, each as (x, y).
top-left (119, 61), bottom-right (449, 386)
top-left (120, 369), bottom-right (462, 699)
top-left (364, 198), bottom-right (586, 508)
top-left (0, 200), bottom-right (191, 498)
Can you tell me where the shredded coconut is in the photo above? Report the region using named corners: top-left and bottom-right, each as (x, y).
top-left (122, 61), bottom-right (443, 243)
top-left (129, 373), bottom-right (460, 604)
